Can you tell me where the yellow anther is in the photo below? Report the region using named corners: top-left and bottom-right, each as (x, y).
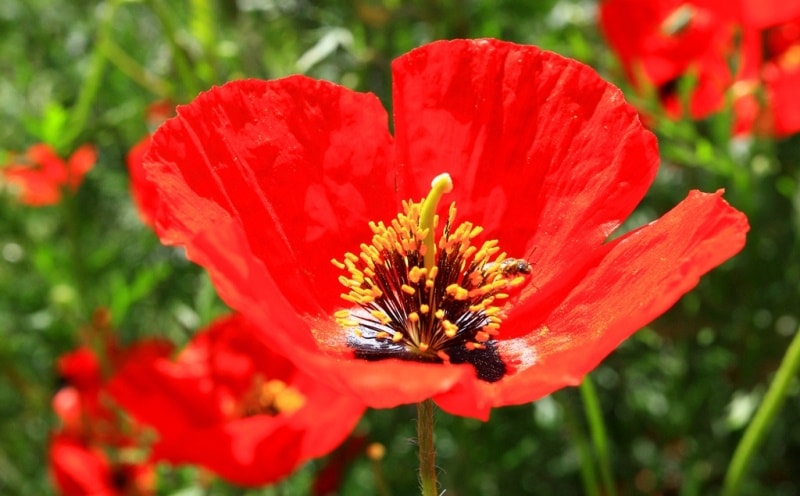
top-left (334, 309), bottom-right (350, 319)
top-left (408, 312), bottom-right (420, 323)
top-left (392, 332), bottom-right (404, 343)
top-left (435, 309), bottom-right (445, 319)
top-left (401, 284), bottom-right (416, 295)
top-left (420, 304), bottom-right (430, 314)
top-left (475, 331), bottom-right (490, 342)
top-left (442, 320), bottom-right (458, 338)
top-left (331, 259), bottom-right (346, 269)
top-left (370, 310), bottom-right (391, 325)
top-left (341, 294), bottom-right (359, 304)
top-left (419, 343), bottom-right (429, 352)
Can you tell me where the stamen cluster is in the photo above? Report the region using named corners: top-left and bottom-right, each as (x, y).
top-left (332, 200), bottom-right (528, 377)
top-left (239, 378), bottom-right (306, 417)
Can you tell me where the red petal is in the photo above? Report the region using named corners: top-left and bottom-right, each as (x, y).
top-left (145, 77), bottom-right (395, 316)
top-left (108, 314), bottom-right (365, 486)
top-left (491, 190), bottom-right (748, 407)
top-left (49, 434), bottom-right (114, 496)
top-left (126, 136), bottom-right (159, 227)
top-left (599, 0), bottom-right (739, 119)
top-left (392, 39), bottom-right (659, 295)
top-left (738, 0), bottom-right (800, 28)
top-left (66, 144), bottom-right (97, 190)
top-left (3, 144), bottom-right (66, 206)
top-left (27, 144), bottom-right (69, 182)
top-left (765, 63), bottom-right (800, 137)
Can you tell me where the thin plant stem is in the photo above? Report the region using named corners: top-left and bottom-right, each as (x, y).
top-left (580, 375), bottom-right (617, 496)
top-left (146, 0), bottom-right (205, 99)
top-left (416, 399), bottom-right (438, 496)
top-left (562, 401), bottom-right (601, 496)
top-left (101, 38), bottom-right (173, 97)
top-left (372, 455), bottom-right (393, 496)
top-left (722, 327), bottom-right (800, 496)
top-left (61, 0), bottom-right (118, 150)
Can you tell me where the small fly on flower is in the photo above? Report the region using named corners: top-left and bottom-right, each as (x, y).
top-left (488, 258), bottom-right (532, 277)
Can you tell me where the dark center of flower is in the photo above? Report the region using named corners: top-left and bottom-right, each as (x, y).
top-left (332, 173), bottom-right (531, 383)
top-left (239, 378), bottom-right (306, 417)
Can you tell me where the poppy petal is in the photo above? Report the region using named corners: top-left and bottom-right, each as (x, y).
top-left (145, 77), bottom-right (395, 317)
top-left (490, 190), bottom-right (748, 407)
top-left (66, 144), bottom-right (97, 189)
top-left (392, 39), bottom-right (660, 295)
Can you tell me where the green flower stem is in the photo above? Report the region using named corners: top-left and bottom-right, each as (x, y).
top-left (417, 399), bottom-right (438, 496)
top-left (61, 0), bottom-right (118, 150)
top-left (580, 375), bottom-right (617, 496)
top-left (371, 453), bottom-right (393, 496)
top-left (722, 327), bottom-right (800, 496)
top-left (418, 173), bottom-right (453, 270)
top-left (146, 0), bottom-right (205, 99)
top-left (189, 0), bottom-right (219, 83)
top-left (562, 403), bottom-right (601, 496)
top-left (101, 38), bottom-right (173, 97)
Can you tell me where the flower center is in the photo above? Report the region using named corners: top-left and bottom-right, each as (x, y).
top-left (239, 378), bottom-right (306, 417)
top-left (332, 174), bottom-right (530, 382)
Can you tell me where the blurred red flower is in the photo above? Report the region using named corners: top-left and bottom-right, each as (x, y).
top-left (2, 143), bottom-right (96, 205)
top-left (748, 15), bottom-right (800, 135)
top-left (599, 0), bottom-right (744, 119)
top-left (141, 39), bottom-right (748, 420)
top-left (600, 0), bottom-right (800, 136)
top-left (50, 338), bottom-right (166, 496)
top-left (50, 434), bottom-right (154, 496)
top-left (107, 313), bottom-right (365, 487)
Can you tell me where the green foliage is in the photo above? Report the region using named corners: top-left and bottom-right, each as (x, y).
top-left (1, 0), bottom-right (799, 495)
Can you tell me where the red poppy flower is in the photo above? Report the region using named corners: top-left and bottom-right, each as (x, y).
top-left (2, 143), bottom-right (96, 206)
top-left (50, 340), bottom-right (165, 496)
top-left (758, 16), bottom-right (800, 135)
top-left (599, 0), bottom-right (744, 119)
top-left (107, 313), bottom-right (365, 487)
top-left (141, 39), bottom-right (748, 420)
top-left (49, 433), bottom-right (154, 496)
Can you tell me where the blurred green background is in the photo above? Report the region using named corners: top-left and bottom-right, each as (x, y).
top-left (1, 0), bottom-right (799, 494)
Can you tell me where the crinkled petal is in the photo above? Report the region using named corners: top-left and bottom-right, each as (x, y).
top-left (145, 77), bottom-right (396, 316)
top-left (487, 190), bottom-right (748, 408)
